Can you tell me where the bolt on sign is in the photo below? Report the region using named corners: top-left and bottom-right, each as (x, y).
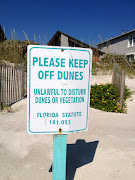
top-left (27, 45), bottom-right (92, 134)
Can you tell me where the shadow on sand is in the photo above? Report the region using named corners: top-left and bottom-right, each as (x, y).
top-left (49, 139), bottom-right (99, 180)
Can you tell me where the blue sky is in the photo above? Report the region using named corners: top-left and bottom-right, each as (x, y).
top-left (0, 0), bottom-right (135, 47)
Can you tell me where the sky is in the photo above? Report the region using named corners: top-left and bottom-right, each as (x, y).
top-left (0, 0), bottom-right (135, 47)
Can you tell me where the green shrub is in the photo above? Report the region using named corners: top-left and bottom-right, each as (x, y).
top-left (90, 83), bottom-right (133, 113)
top-left (124, 85), bottom-right (134, 100)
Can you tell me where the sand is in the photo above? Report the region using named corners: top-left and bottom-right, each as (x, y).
top-left (0, 74), bottom-right (135, 180)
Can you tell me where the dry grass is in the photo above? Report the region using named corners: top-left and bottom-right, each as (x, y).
top-left (92, 53), bottom-right (135, 77)
top-left (0, 29), bottom-right (43, 65)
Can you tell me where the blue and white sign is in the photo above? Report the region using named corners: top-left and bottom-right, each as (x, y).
top-left (27, 45), bottom-right (92, 134)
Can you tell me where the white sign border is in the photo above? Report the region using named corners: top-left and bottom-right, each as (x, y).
top-left (27, 46), bottom-right (92, 134)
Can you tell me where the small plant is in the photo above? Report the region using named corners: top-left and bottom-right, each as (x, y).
top-left (90, 83), bottom-right (133, 113)
top-left (0, 103), bottom-right (21, 113)
top-left (0, 103), bottom-right (12, 113)
top-left (124, 85), bottom-right (134, 100)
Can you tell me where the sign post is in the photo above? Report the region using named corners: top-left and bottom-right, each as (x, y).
top-left (53, 134), bottom-right (67, 180)
top-left (27, 45), bottom-right (92, 179)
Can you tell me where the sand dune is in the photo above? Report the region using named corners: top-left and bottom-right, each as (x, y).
top-left (0, 74), bottom-right (135, 180)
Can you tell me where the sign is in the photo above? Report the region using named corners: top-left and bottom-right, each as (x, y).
top-left (27, 45), bottom-right (92, 134)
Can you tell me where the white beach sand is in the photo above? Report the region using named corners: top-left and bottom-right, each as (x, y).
top-left (0, 74), bottom-right (135, 180)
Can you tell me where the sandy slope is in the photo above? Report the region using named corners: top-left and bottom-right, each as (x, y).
top-left (0, 75), bottom-right (135, 180)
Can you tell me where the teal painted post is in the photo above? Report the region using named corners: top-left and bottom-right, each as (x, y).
top-left (53, 134), bottom-right (67, 180)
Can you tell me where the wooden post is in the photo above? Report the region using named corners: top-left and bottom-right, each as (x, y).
top-left (16, 67), bottom-right (19, 101)
top-left (11, 66), bottom-right (14, 104)
top-left (6, 66), bottom-right (9, 104)
top-left (8, 65), bottom-right (10, 105)
top-left (1, 64), bottom-right (3, 105)
top-left (112, 65), bottom-right (114, 85)
top-left (13, 66), bottom-right (16, 103)
top-left (120, 70), bottom-right (125, 109)
top-left (117, 67), bottom-right (122, 96)
top-left (0, 64), bottom-right (2, 110)
top-left (112, 63), bottom-right (116, 85)
top-left (22, 67), bottom-right (25, 98)
top-left (53, 134), bottom-right (67, 180)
